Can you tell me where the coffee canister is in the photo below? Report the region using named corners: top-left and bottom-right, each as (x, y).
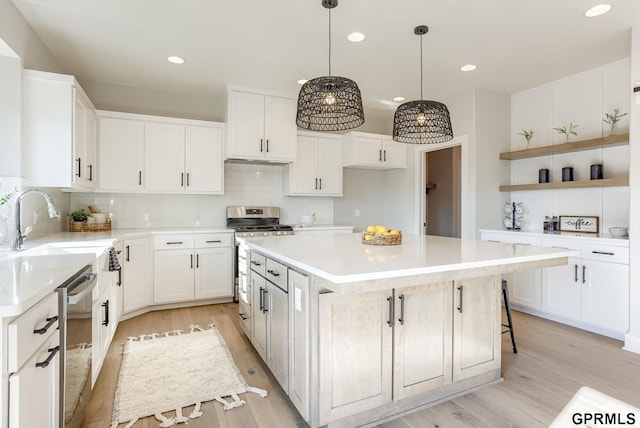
top-left (538, 168), bottom-right (550, 183)
top-left (562, 167), bottom-right (574, 182)
top-left (590, 164), bottom-right (603, 180)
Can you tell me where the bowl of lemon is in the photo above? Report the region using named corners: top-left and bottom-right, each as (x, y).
top-left (362, 225), bottom-right (402, 245)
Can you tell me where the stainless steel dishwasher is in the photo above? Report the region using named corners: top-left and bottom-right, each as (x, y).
top-left (55, 264), bottom-right (97, 428)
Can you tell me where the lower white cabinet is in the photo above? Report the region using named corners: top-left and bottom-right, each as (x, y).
top-left (288, 269), bottom-right (310, 420)
top-left (122, 237), bottom-right (152, 314)
top-left (92, 280), bottom-right (118, 386)
top-left (153, 233), bottom-right (233, 304)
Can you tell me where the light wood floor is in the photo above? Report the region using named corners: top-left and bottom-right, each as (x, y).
top-left (83, 304), bottom-right (640, 428)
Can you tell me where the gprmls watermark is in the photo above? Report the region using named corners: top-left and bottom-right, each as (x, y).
top-left (571, 412), bottom-right (637, 425)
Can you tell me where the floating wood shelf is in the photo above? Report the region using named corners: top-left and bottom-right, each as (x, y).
top-left (499, 177), bottom-right (629, 192)
top-left (499, 133), bottom-right (629, 160)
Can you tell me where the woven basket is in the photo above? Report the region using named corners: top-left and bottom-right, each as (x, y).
top-left (69, 218), bottom-right (112, 232)
top-left (362, 231), bottom-right (402, 246)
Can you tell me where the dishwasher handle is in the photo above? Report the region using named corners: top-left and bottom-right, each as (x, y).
top-left (65, 271), bottom-right (98, 305)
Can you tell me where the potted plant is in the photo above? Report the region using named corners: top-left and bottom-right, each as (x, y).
top-left (518, 130), bottom-right (534, 149)
top-left (69, 209), bottom-right (88, 223)
top-left (603, 109), bottom-right (627, 136)
top-left (553, 123), bottom-right (578, 143)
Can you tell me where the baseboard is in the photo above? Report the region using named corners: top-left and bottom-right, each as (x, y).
top-left (623, 333), bottom-right (640, 354)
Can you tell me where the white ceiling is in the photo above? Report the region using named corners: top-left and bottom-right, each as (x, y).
top-left (11, 0), bottom-right (640, 117)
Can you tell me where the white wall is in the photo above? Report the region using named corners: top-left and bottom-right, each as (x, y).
top-left (625, 26), bottom-right (640, 354)
top-left (334, 169), bottom-right (386, 232)
top-left (0, 43), bottom-right (21, 178)
top-left (70, 163), bottom-right (334, 228)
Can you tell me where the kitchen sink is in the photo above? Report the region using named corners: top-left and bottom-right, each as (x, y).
top-left (1, 243), bottom-right (109, 259)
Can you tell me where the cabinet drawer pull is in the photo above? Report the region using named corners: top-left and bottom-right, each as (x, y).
top-left (457, 286), bottom-right (464, 313)
top-left (239, 313), bottom-right (248, 321)
top-left (33, 316), bottom-right (59, 335)
top-left (319, 178), bottom-right (322, 190)
top-left (102, 300), bottom-right (110, 326)
top-left (88, 164), bottom-right (93, 181)
top-left (166, 241), bottom-right (184, 245)
top-left (379, 150), bottom-right (382, 162)
top-left (383, 150), bottom-right (387, 162)
top-left (574, 264), bottom-right (579, 282)
top-left (138, 171), bottom-right (142, 186)
top-left (35, 345), bottom-right (60, 369)
top-left (259, 287), bottom-right (264, 311)
top-left (76, 157), bottom-right (82, 178)
top-left (190, 254), bottom-right (194, 269)
top-left (266, 139), bottom-right (269, 152)
top-left (206, 240), bottom-right (222, 243)
top-left (582, 265), bottom-right (586, 284)
top-left (315, 178), bottom-right (318, 190)
top-left (386, 296), bottom-right (393, 327)
top-left (196, 254), bottom-right (199, 268)
top-left (398, 294), bottom-right (405, 325)
top-left (117, 267), bottom-right (122, 286)
top-left (487, 240), bottom-right (500, 243)
top-left (592, 250), bottom-right (615, 256)
top-left (186, 172), bottom-right (190, 187)
top-left (260, 139), bottom-right (263, 152)
top-left (126, 245), bottom-right (130, 261)
top-left (181, 172), bottom-right (184, 186)
top-left (262, 289), bottom-right (269, 313)
top-left (267, 269), bottom-right (280, 277)
top-left (251, 260), bottom-right (262, 266)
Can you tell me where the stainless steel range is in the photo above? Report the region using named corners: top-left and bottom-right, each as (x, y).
top-left (226, 206), bottom-right (294, 237)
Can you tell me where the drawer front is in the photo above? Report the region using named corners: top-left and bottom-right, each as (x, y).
top-left (250, 252), bottom-right (267, 277)
top-left (482, 232), bottom-right (542, 246)
top-left (154, 234), bottom-right (194, 250)
top-left (8, 293), bottom-right (59, 373)
top-left (266, 257), bottom-right (287, 292)
top-left (541, 238), bottom-right (582, 251)
top-left (238, 299), bottom-right (251, 337)
top-left (194, 233), bottom-right (233, 248)
top-left (581, 243), bottom-right (629, 264)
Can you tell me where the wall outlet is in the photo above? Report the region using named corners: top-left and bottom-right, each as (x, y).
top-left (355, 209), bottom-right (360, 217)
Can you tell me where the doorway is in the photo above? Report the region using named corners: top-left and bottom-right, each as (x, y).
top-left (424, 146), bottom-right (461, 237)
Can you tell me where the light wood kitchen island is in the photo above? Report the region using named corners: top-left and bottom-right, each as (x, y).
top-left (239, 233), bottom-right (576, 428)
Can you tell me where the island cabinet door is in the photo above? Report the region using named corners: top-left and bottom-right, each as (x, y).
top-left (393, 282), bottom-right (453, 400)
top-left (452, 275), bottom-right (501, 382)
top-left (251, 273), bottom-right (268, 361)
top-left (318, 290), bottom-right (393, 425)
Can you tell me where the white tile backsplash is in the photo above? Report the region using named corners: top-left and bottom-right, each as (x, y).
top-left (70, 163), bottom-right (335, 229)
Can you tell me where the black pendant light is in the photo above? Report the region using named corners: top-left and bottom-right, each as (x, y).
top-left (393, 26), bottom-right (453, 144)
top-left (296, 0), bottom-right (365, 131)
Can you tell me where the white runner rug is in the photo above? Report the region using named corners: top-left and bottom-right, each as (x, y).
top-left (111, 324), bottom-right (267, 428)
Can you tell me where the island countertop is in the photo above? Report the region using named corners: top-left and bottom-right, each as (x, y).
top-left (240, 232), bottom-right (577, 285)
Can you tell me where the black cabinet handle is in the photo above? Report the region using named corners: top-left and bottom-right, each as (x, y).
top-left (102, 300), bottom-right (110, 326)
top-left (126, 245), bottom-right (130, 262)
top-left (35, 346), bottom-right (60, 369)
top-left (398, 294), bottom-right (405, 325)
top-left (267, 269), bottom-right (280, 277)
top-left (33, 316), bottom-right (58, 335)
top-left (379, 150), bottom-right (382, 162)
top-left (315, 178), bottom-right (318, 190)
top-left (239, 313), bottom-right (248, 321)
top-left (262, 289), bottom-right (269, 313)
top-left (196, 254), bottom-right (199, 268)
top-left (259, 286), bottom-right (265, 311)
top-left (266, 139), bottom-right (269, 152)
top-left (582, 265), bottom-right (586, 284)
top-left (186, 172), bottom-right (190, 187)
top-left (76, 158), bottom-right (82, 177)
top-left (138, 171), bottom-right (142, 186)
top-left (592, 250), bottom-right (615, 256)
top-left (574, 264), bottom-right (579, 282)
top-left (383, 150), bottom-right (387, 162)
top-left (386, 296), bottom-right (393, 327)
top-left (457, 286), bottom-right (464, 313)
top-left (319, 178), bottom-right (322, 190)
top-left (166, 241), bottom-right (184, 245)
top-left (206, 240), bottom-right (222, 243)
top-left (190, 254), bottom-right (194, 269)
top-left (251, 260), bottom-right (262, 266)
top-left (88, 164), bottom-right (93, 181)
top-left (117, 267), bottom-right (122, 286)
top-left (181, 172), bottom-right (184, 186)
top-left (260, 139), bottom-right (263, 152)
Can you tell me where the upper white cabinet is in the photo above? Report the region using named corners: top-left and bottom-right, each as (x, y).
top-left (226, 87), bottom-right (297, 163)
top-left (98, 111), bottom-right (224, 194)
top-left (23, 69), bottom-right (97, 190)
top-left (283, 132), bottom-right (343, 196)
top-left (342, 132), bottom-right (407, 170)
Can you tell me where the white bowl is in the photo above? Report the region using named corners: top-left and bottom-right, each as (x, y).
top-left (609, 227), bottom-right (628, 238)
top-left (91, 213), bottom-right (108, 223)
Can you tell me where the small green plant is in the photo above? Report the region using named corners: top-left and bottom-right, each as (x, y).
top-left (69, 209), bottom-right (88, 222)
top-left (553, 123), bottom-right (579, 143)
top-left (0, 188), bottom-right (17, 206)
top-left (603, 109), bottom-right (627, 136)
top-left (519, 130), bottom-right (534, 148)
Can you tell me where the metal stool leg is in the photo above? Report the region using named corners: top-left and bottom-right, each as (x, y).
top-left (501, 279), bottom-right (517, 353)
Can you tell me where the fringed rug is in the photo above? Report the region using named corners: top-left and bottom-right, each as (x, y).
top-left (111, 324), bottom-right (267, 428)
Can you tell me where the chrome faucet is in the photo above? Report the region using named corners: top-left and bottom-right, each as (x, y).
top-left (14, 189), bottom-right (61, 250)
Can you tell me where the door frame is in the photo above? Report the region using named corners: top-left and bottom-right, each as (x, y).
top-left (414, 134), bottom-right (475, 238)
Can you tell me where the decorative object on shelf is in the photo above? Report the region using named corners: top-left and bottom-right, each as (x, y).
top-left (609, 226), bottom-right (628, 238)
top-left (553, 122), bottom-right (578, 143)
top-left (603, 109), bottom-right (627, 136)
top-left (543, 216), bottom-right (560, 232)
top-left (392, 25), bottom-right (453, 144)
top-left (561, 167), bottom-right (574, 182)
top-left (559, 215), bottom-right (599, 233)
top-left (538, 168), bottom-right (549, 183)
top-left (519, 130), bottom-right (534, 149)
top-left (296, 0), bottom-right (364, 131)
top-left (504, 202), bottom-right (524, 230)
top-left (590, 164), bottom-right (603, 180)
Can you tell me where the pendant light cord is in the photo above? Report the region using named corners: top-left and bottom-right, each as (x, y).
top-left (328, 8), bottom-right (332, 76)
top-left (419, 33), bottom-right (423, 100)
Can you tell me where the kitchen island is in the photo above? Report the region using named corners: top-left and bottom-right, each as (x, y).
top-left (240, 232), bottom-right (577, 428)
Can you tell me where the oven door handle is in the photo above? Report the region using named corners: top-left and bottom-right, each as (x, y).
top-left (66, 272), bottom-right (98, 304)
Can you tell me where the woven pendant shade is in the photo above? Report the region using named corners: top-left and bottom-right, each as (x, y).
top-left (296, 76), bottom-right (364, 131)
top-left (393, 25), bottom-right (453, 144)
top-left (296, 0), bottom-right (364, 131)
top-left (393, 100), bottom-right (453, 144)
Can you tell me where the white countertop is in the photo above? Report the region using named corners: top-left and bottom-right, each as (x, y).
top-left (240, 233), bottom-right (578, 284)
top-left (292, 224), bottom-right (354, 231)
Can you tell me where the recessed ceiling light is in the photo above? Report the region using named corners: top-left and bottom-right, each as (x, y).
top-left (584, 4), bottom-right (612, 17)
top-left (460, 64), bottom-right (477, 72)
top-left (297, 79), bottom-right (308, 85)
top-left (347, 32), bottom-right (366, 42)
top-left (167, 56), bottom-right (184, 64)
top-left (393, 97), bottom-right (405, 102)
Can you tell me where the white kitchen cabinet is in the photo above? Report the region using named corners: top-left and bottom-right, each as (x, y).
top-left (393, 282), bottom-right (453, 400)
top-left (283, 132), bottom-right (343, 196)
top-left (122, 237), bottom-right (152, 314)
top-left (251, 268), bottom-right (268, 360)
top-left (237, 241), bottom-right (251, 337)
top-left (98, 115), bottom-right (145, 191)
top-left (288, 269), bottom-right (309, 421)
top-left (452, 276), bottom-right (501, 382)
top-left (342, 132), bottom-right (407, 170)
top-left (153, 233), bottom-right (234, 304)
top-left (98, 111), bottom-right (224, 194)
top-left (92, 278), bottom-right (118, 387)
top-left (226, 88), bottom-right (297, 163)
top-left (22, 69), bottom-right (97, 190)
